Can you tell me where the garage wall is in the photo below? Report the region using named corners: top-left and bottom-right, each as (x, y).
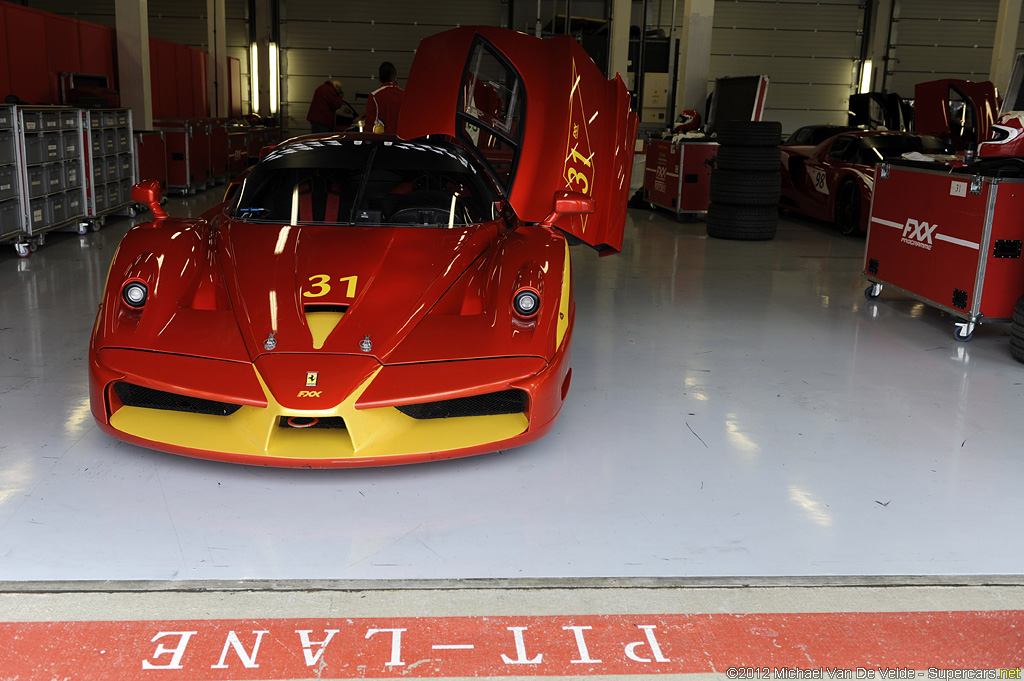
top-left (21, 0), bottom-right (251, 117)
top-left (886, 0), bottom-right (999, 96)
top-left (651, 0), bottom-right (864, 135)
top-left (280, 0), bottom-right (505, 136)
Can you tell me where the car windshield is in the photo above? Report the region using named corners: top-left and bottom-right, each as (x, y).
top-left (231, 138), bottom-right (500, 227)
top-left (856, 135), bottom-right (949, 164)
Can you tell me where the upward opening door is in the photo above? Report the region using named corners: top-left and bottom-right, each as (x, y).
top-left (399, 26), bottom-right (638, 254)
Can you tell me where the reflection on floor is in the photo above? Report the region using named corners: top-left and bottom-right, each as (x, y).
top-left (1, 190), bottom-right (1023, 583)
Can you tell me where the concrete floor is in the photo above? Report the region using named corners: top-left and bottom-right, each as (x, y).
top-left (2, 192), bottom-right (1023, 584)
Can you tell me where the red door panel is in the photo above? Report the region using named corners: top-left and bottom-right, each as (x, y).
top-left (5, 5), bottom-right (51, 104)
top-left (399, 26), bottom-right (637, 254)
top-left (79, 23), bottom-right (115, 88)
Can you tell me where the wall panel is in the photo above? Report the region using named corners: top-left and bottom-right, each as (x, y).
top-left (280, 0), bottom-right (505, 135)
top-left (887, 0), bottom-right (998, 95)
top-left (5, 5), bottom-right (51, 104)
top-left (45, 14), bottom-right (82, 102)
top-left (705, 0), bottom-right (863, 133)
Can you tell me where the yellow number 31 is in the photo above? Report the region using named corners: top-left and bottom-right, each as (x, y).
top-left (303, 274), bottom-right (358, 298)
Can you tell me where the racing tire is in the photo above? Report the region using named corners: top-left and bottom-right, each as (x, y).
top-left (715, 121), bottom-right (783, 147)
top-left (709, 169), bottom-right (781, 205)
top-left (834, 181), bottom-right (862, 236)
top-left (715, 145), bottom-right (781, 172)
top-left (1010, 295), bottom-right (1024, 363)
top-left (706, 202), bottom-right (778, 241)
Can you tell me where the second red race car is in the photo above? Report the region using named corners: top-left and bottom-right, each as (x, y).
top-left (779, 130), bottom-right (950, 235)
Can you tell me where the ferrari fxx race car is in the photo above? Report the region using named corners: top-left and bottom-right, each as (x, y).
top-left (89, 26), bottom-right (637, 467)
top-left (779, 130), bottom-right (949, 235)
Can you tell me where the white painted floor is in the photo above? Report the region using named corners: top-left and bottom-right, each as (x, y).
top-left (2, 192), bottom-right (1023, 583)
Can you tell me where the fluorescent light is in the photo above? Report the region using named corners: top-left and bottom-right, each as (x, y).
top-left (250, 42), bottom-right (260, 113)
top-left (860, 60), bottom-right (872, 94)
top-left (269, 42), bottom-right (279, 114)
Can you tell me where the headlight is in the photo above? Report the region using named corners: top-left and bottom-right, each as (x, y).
top-left (513, 288), bottom-right (540, 317)
top-left (121, 281), bottom-right (148, 308)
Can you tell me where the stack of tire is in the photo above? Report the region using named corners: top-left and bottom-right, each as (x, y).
top-left (707, 121), bottom-right (783, 240)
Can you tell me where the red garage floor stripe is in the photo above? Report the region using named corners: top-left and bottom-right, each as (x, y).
top-left (1, 611), bottom-right (1021, 678)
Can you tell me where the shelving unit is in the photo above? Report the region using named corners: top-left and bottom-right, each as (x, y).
top-left (12, 106), bottom-right (88, 256)
top-left (0, 105), bottom-right (23, 251)
top-left (84, 109), bottom-right (137, 223)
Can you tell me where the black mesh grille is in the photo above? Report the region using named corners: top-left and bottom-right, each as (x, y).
top-left (114, 382), bottom-right (242, 416)
top-left (396, 389), bottom-right (527, 420)
top-left (278, 416), bottom-right (347, 429)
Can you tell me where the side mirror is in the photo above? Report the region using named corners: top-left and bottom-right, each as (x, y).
top-left (259, 145), bottom-right (276, 161)
top-left (539, 190), bottom-right (596, 227)
top-left (131, 180), bottom-right (168, 220)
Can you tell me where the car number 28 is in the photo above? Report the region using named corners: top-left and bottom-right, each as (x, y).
top-left (303, 274), bottom-right (358, 298)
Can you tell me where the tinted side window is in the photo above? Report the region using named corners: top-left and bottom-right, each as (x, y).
top-left (828, 136), bottom-right (856, 161)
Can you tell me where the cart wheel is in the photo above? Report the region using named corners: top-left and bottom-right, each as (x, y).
top-left (90, 220), bottom-right (102, 232)
top-left (126, 205), bottom-right (138, 218)
top-left (953, 322), bottom-right (975, 342)
top-left (76, 222), bottom-right (89, 235)
top-left (28, 240), bottom-right (39, 253)
top-left (14, 243), bottom-right (30, 258)
top-left (864, 283), bottom-right (883, 300)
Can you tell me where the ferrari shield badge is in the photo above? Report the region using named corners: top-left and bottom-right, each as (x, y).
top-left (360, 335), bottom-right (372, 352)
top-left (305, 372), bottom-right (318, 387)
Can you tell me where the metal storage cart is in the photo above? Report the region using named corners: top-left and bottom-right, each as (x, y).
top-left (864, 161), bottom-right (1024, 340)
top-left (154, 119), bottom-right (212, 194)
top-left (0, 105), bottom-right (24, 251)
top-left (12, 106), bottom-right (88, 255)
top-left (84, 108), bottom-right (137, 222)
top-left (643, 139), bottom-right (718, 217)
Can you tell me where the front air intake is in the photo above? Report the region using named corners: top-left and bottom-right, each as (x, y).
top-left (114, 382), bottom-right (242, 416)
top-left (396, 389), bottom-right (527, 420)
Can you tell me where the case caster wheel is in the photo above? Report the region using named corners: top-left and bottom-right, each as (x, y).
top-left (125, 204), bottom-right (138, 218)
top-left (76, 222), bottom-right (89, 235)
top-left (28, 240), bottom-right (39, 253)
top-left (954, 322), bottom-right (975, 342)
top-left (865, 283), bottom-right (883, 300)
top-left (14, 243), bottom-right (30, 258)
top-left (91, 219), bottom-right (102, 232)
top-left (36, 234), bottom-right (45, 247)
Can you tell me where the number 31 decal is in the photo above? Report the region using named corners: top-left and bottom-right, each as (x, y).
top-left (303, 274), bottom-right (358, 298)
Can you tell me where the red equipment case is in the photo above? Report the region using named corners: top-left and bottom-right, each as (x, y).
top-left (134, 130), bottom-right (167, 189)
top-left (228, 129), bottom-right (248, 172)
top-left (864, 161), bottom-right (1024, 340)
top-left (154, 119), bottom-right (211, 194)
top-left (643, 139), bottom-right (717, 216)
top-left (208, 118), bottom-right (230, 182)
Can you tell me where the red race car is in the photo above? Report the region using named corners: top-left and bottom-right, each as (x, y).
top-left (779, 130), bottom-right (950, 235)
top-left (89, 26), bottom-right (637, 468)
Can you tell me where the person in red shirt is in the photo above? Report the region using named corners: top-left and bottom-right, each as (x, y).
top-left (366, 62), bottom-right (405, 134)
top-left (306, 79), bottom-right (344, 133)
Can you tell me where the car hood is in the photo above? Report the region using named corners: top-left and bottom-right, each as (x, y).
top-left (219, 219), bottom-right (494, 362)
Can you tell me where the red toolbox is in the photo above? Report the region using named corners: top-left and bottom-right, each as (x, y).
top-left (864, 161), bottom-right (1024, 340)
top-left (208, 118), bottom-right (230, 182)
top-left (246, 126), bottom-right (267, 162)
top-left (643, 139), bottom-right (717, 216)
top-left (134, 130), bottom-right (167, 188)
top-left (154, 119), bottom-right (211, 194)
top-left (228, 130), bottom-right (248, 172)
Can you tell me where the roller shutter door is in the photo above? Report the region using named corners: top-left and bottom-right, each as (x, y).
top-left (282, 0), bottom-right (504, 136)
